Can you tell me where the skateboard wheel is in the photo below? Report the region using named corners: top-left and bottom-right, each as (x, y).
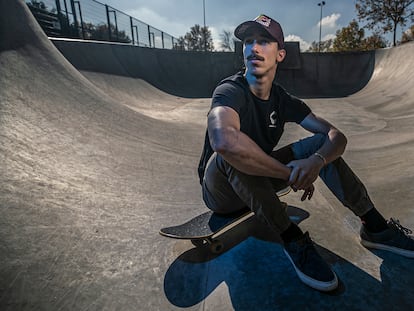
top-left (209, 240), bottom-right (224, 254)
top-left (191, 239), bottom-right (206, 247)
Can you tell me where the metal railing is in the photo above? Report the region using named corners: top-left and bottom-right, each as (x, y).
top-left (26, 0), bottom-right (178, 49)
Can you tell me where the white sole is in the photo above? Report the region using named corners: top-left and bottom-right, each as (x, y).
top-left (283, 249), bottom-right (338, 292)
top-left (360, 239), bottom-right (414, 258)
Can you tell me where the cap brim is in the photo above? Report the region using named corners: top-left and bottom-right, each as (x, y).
top-left (234, 21), bottom-right (274, 41)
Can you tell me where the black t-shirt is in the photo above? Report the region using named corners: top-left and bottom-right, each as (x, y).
top-left (210, 72), bottom-right (311, 154)
top-left (197, 71), bottom-right (311, 184)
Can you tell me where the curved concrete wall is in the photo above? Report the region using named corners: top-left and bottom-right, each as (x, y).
top-left (277, 51), bottom-right (375, 98)
top-left (52, 39), bottom-right (375, 98)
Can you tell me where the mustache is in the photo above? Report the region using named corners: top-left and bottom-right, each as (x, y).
top-left (247, 54), bottom-right (264, 61)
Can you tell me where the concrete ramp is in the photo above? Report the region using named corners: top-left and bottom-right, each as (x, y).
top-left (352, 43), bottom-right (414, 117)
top-left (1, 1), bottom-right (414, 310)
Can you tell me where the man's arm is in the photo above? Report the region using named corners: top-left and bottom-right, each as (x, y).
top-left (208, 106), bottom-right (291, 180)
top-left (301, 112), bottom-right (347, 163)
top-left (287, 112), bottom-right (347, 190)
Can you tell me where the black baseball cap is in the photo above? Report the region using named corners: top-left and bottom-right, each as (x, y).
top-left (234, 14), bottom-right (285, 49)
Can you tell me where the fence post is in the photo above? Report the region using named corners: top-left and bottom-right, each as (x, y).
top-left (113, 10), bottom-right (119, 41)
top-left (147, 25), bottom-right (151, 47)
top-left (74, 1), bottom-right (85, 39)
top-left (59, 0), bottom-right (71, 36)
top-left (130, 16), bottom-right (134, 45)
top-left (133, 25), bottom-right (139, 45)
top-left (105, 4), bottom-right (111, 41)
top-left (69, 0), bottom-right (79, 38)
top-left (54, 0), bottom-right (63, 36)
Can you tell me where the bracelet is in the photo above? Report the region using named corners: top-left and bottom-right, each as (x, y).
top-left (314, 152), bottom-right (327, 166)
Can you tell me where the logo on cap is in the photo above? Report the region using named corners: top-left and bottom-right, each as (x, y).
top-left (255, 15), bottom-right (271, 28)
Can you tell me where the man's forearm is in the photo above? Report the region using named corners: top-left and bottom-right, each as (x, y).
top-left (211, 128), bottom-right (291, 180)
top-left (314, 129), bottom-right (347, 165)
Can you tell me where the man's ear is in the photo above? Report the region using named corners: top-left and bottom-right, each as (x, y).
top-left (276, 49), bottom-right (286, 63)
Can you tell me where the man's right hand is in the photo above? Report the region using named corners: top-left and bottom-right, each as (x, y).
top-left (287, 156), bottom-right (323, 191)
top-left (300, 184), bottom-right (315, 201)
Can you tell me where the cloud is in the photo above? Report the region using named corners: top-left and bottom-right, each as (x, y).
top-left (317, 13), bottom-right (341, 29)
top-left (210, 25), bottom-right (239, 51)
top-left (126, 7), bottom-right (190, 38)
top-left (210, 26), bottom-right (222, 51)
top-left (285, 34), bottom-right (311, 52)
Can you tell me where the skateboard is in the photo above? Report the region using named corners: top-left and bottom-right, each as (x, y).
top-left (159, 187), bottom-right (291, 253)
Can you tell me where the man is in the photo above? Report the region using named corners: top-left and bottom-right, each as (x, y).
top-left (198, 14), bottom-right (414, 292)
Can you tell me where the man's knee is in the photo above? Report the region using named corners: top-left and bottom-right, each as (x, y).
top-left (292, 133), bottom-right (327, 159)
top-left (271, 144), bottom-right (295, 164)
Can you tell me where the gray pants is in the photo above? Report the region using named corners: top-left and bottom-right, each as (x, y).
top-left (202, 134), bottom-right (374, 233)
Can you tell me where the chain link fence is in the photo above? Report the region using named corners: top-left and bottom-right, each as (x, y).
top-left (26, 0), bottom-right (178, 49)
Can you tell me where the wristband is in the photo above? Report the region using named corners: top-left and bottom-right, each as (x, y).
top-left (314, 152), bottom-right (327, 166)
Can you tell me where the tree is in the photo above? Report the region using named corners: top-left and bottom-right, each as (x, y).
top-left (219, 30), bottom-right (235, 51)
top-left (356, 0), bottom-right (414, 46)
top-left (307, 39), bottom-right (333, 52)
top-left (401, 24), bottom-right (414, 42)
top-left (362, 32), bottom-right (388, 50)
top-left (332, 20), bottom-right (387, 51)
top-left (306, 20), bottom-right (387, 52)
top-left (81, 23), bottom-right (131, 43)
top-left (176, 24), bottom-right (214, 51)
top-left (333, 20), bottom-right (365, 51)
top-left (173, 37), bottom-right (187, 50)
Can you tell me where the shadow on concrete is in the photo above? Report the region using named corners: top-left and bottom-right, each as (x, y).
top-left (164, 238), bottom-right (414, 310)
top-left (163, 206), bottom-right (414, 310)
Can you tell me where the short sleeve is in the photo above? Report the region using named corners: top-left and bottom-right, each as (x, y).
top-left (281, 90), bottom-right (311, 124)
top-left (210, 81), bottom-right (247, 115)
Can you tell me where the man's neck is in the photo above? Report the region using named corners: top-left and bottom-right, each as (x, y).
top-left (244, 71), bottom-right (275, 100)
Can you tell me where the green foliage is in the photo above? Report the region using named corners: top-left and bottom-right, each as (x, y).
top-left (81, 23), bottom-right (131, 43)
top-left (173, 37), bottom-right (187, 50)
top-left (356, 0), bottom-right (414, 46)
top-left (307, 20), bottom-right (387, 52)
top-left (362, 32), bottom-right (388, 50)
top-left (307, 39), bottom-right (334, 52)
top-left (332, 20), bottom-right (387, 51)
top-left (333, 20), bottom-right (365, 51)
top-left (175, 24), bottom-right (214, 51)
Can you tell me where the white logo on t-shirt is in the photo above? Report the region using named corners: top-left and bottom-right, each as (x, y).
top-left (269, 111), bottom-right (277, 128)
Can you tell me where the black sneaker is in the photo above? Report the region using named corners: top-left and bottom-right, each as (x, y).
top-left (283, 232), bottom-right (338, 292)
top-left (360, 218), bottom-right (414, 258)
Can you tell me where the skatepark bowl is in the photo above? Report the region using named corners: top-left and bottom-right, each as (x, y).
top-left (1, 1), bottom-right (414, 310)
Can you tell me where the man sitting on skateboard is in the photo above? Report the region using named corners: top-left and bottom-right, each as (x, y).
top-left (198, 14), bottom-right (414, 292)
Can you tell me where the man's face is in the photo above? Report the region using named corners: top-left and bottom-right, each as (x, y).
top-left (243, 32), bottom-right (285, 77)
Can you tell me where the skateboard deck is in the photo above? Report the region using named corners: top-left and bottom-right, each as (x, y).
top-left (159, 187), bottom-right (291, 253)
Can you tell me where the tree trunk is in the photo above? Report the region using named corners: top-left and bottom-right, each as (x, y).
top-left (393, 21), bottom-right (397, 46)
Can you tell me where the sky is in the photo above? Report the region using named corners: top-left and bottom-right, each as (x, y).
top-left (100, 0), bottom-right (399, 51)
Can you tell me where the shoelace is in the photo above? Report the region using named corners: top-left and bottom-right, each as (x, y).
top-left (388, 218), bottom-right (413, 235)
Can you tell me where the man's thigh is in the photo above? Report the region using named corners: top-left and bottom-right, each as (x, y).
top-left (202, 153), bottom-right (246, 214)
top-left (202, 152), bottom-right (289, 214)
